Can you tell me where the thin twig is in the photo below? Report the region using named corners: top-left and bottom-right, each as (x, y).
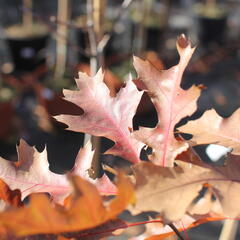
top-left (110, 0), bottom-right (133, 31)
top-left (219, 219), bottom-right (238, 240)
top-left (21, 5), bottom-right (106, 58)
top-left (98, 0), bottom-right (134, 52)
top-left (86, 0), bottom-right (106, 178)
top-left (87, 0), bottom-right (100, 74)
top-left (22, 0), bottom-right (33, 28)
top-left (54, 0), bottom-right (70, 80)
top-left (21, 6), bottom-right (92, 57)
top-left (168, 223), bottom-right (186, 240)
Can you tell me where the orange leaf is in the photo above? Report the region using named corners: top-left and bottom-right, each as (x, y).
top-left (58, 237), bottom-right (69, 240)
top-left (0, 179), bottom-right (23, 207)
top-left (0, 174), bottom-right (134, 237)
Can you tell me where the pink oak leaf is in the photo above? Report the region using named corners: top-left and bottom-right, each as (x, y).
top-left (0, 140), bottom-right (116, 203)
top-left (55, 70), bottom-right (144, 163)
top-left (133, 35), bottom-right (201, 167)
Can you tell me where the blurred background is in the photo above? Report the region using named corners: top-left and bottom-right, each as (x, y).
top-left (0, 0), bottom-right (240, 239)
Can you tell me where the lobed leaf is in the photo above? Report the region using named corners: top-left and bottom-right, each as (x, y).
top-left (0, 179), bottom-right (23, 208)
top-left (55, 70), bottom-right (144, 163)
top-left (130, 161), bottom-right (207, 222)
top-left (131, 152), bottom-right (240, 222)
top-left (0, 140), bottom-right (116, 202)
top-left (0, 174), bottom-right (134, 237)
top-left (179, 108), bottom-right (240, 154)
top-left (133, 34), bottom-right (201, 167)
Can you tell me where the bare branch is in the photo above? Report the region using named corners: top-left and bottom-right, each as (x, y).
top-left (168, 223), bottom-right (186, 240)
top-left (98, 0), bottom-right (134, 51)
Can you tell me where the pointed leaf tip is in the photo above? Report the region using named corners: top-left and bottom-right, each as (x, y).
top-left (55, 67), bottom-right (143, 163)
top-left (132, 37), bottom-right (200, 167)
top-left (0, 175), bottom-right (132, 237)
top-left (133, 55), bottom-right (138, 62)
top-left (177, 34), bottom-right (191, 49)
top-left (176, 34), bottom-right (196, 59)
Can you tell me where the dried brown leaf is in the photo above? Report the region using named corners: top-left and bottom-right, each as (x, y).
top-left (179, 109), bottom-right (240, 154)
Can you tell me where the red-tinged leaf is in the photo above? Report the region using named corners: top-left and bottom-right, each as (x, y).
top-left (130, 154), bottom-right (240, 222)
top-left (176, 147), bottom-right (203, 165)
top-left (179, 108), bottom-right (240, 154)
top-left (133, 34), bottom-right (201, 167)
top-left (55, 70), bottom-right (144, 163)
top-left (0, 140), bottom-right (116, 202)
top-left (0, 179), bottom-right (23, 208)
top-left (71, 141), bottom-right (117, 196)
top-left (0, 174), bottom-right (134, 237)
top-left (76, 63), bottom-right (123, 96)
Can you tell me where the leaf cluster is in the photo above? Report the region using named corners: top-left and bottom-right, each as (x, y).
top-left (0, 35), bottom-right (239, 239)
